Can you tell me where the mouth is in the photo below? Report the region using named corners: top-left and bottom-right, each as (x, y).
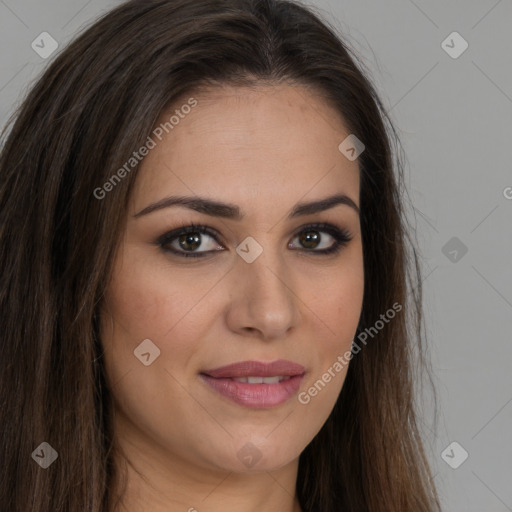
top-left (199, 360), bottom-right (306, 409)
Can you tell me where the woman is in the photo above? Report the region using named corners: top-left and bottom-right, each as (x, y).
top-left (0, 0), bottom-right (441, 511)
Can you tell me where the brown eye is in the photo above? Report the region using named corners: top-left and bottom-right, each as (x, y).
top-left (177, 233), bottom-right (202, 252)
top-left (299, 230), bottom-right (321, 249)
top-left (157, 224), bottom-right (224, 258)
top-left (157, 222), bottom-right (352, 259)
top-left (288, 223), bottom-right (353, 255)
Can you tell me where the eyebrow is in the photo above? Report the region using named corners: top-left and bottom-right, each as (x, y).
top-left (133, 193), bottom-right (359, 219)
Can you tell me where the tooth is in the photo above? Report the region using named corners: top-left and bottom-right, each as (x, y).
top-left (232, 376), bottom-right (291, 384)
top-left (262, 376), bottom-right (280, 384)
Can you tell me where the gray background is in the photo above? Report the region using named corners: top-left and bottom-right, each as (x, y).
top-left (1, 0), bottom-right (511, 510)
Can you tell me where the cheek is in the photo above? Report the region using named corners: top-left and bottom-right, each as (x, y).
top-left (98, 253), bottom-right (218, 451)
top-left (307, 248), bottom-right (364, 342)
top-left (102, 247), bottom-right (222, 351)
top-left (98, 245), bottom-right (234, 413)
top-left (297, 252), bottom-right (364, 411)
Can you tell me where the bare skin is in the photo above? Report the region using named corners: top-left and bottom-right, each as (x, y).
top-left (101, 83), bottom-right (364, 512)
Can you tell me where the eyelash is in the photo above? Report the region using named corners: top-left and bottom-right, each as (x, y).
top-left (156, 222), bottom-right (353, 259)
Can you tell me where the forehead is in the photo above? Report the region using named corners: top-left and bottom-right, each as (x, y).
top-left (130, 84), bottom-right (360, 216)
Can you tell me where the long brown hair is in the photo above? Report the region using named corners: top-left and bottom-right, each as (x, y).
top-left (0, 0), bottom-right (440, 510)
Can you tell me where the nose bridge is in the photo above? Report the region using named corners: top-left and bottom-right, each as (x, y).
top-left (229, 237), bottom-right (300, 338)
top-left (247, 255), bottom-right (289, 302)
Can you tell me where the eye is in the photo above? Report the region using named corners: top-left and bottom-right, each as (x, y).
top-left (156, 222), bottom-right (353, 259)
top-left (157, 223), bottom-right (224, 258)
top-left (288, 223), bottom-right (353, 255)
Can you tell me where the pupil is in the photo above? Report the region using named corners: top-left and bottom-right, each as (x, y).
top-left (179, 233), bottom-right (201, 251)
top-left (301, 231), bottom-right (319, 248)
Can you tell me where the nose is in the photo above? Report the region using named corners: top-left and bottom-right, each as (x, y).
top-left (225, 249), bottom-right (301, 341)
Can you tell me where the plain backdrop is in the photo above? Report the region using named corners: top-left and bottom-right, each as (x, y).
top-left (1, 1), bottom-right (511, 510)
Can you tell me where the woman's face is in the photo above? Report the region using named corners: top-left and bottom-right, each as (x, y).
top-left (100, 84), bottom-right (364, 477)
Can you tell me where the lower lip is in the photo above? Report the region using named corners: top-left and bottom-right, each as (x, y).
top-left (199, 374), bottom-right (304, 408)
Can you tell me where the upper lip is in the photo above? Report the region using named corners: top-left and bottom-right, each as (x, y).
top-left (202, 359), bottom-right (306, 379)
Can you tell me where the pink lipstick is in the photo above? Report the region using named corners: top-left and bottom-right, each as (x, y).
top-left (200, 360), bottom-right (305, 408)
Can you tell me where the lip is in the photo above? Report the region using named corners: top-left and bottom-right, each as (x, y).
top-left (202, 359), bottom-right (306, 378)
top-left (200, 360), bottom-right (306, 409)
